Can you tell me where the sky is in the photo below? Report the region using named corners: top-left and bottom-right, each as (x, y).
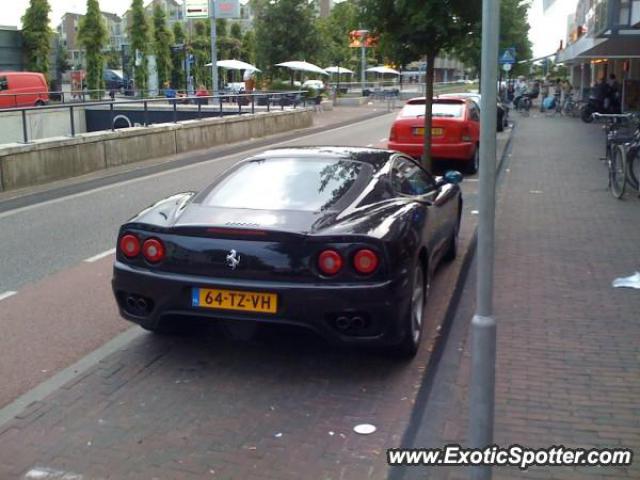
top-left (4, 0), bottom-right (578, 59)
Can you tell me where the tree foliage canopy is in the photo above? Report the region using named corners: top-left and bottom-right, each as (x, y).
top-left (78, 0), bottom-right (107, 97)
top-left (454, 0), bottom-right (532, 76)
top-left (152, 4), bottom-right (173, 86)
top-left (129, 0), bottom-right (150, 91)
top-left (21, 0), bottom-right (52, 77)
top-left (254, 0), bottom-right (321, 78)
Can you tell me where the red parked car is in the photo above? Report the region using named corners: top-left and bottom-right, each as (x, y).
top-left (0, 72), bottom-right (49, 108)
top-left (388, 97), bottom-right (480, 173)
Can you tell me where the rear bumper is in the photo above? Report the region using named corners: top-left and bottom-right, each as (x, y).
top-left (112, 261), bottom-right (412, 346)
top-left (388, 140), bottom-right (475, 161)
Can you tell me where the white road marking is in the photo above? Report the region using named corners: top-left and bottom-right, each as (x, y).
top-left (0, 114), bottom-right (395, 220)
top-left (83, 248), bottom-right (116, 263)
top-left (366, 144), bottom-right (374, 147)
top-left (379, 137), bottom-right (388, 142)
top-left (0, 291), bottom-right (17, 301)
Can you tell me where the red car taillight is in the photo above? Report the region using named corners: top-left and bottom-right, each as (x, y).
top-left (318, 249), bottom-right (343, 276)
top-left (142, 238), bottom-right (165, 263)
top-left (461, 125), bottom-right (472, 142)
top-left (389, 124), bottom-right (398, 142)
top-left (353, 249), bottom-right (379, 275)
top-left (119, 234), bottom-right (141, 258)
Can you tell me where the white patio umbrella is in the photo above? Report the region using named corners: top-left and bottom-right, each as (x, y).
top-left (205, 59), bottom-right (260, 71)
top-left (325, 66), bottom-right (354, 74)
top-left (275, 61), bottom-right (329, 75)
top-left (366, 66), bottom-right (400, 75)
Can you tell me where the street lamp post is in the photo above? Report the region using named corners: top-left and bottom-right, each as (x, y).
top-left (469, 0), bottom-right (500, 478)
top-left (209, 0), bottom-right (218, 93)
top-left (357, 29), bottom-right (369, 93)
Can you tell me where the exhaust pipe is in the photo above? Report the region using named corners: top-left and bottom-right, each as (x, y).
top-left (136, 297), bottom-right (148, 312)
top-left (126, 296), bottom-right (137, 310)
top-left (335, 316), bottom-right (351, 330)
top-left (351, 316), bottom-right (366, 330)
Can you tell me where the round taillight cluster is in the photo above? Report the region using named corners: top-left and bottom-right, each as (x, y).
top-left (318, 250), bottom-right (343, 276)
top-left (353, 249), bottom-right (379, 275)
top-left (317, 248), bottom-right (379, 276)
top-left (119, 233), bottom-right (165, 263)
top-left (119, 234), bottom-right (140, 258)
top-left (142, 238), bottom-right (165, 263)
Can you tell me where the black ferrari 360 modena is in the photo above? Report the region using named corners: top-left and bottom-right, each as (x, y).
top-left (112, 147), bottom-right (462, 357)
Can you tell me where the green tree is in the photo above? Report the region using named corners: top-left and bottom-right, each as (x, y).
top-left (104, 49), bottom-right (121, 69)
top-left (78, 0), bottom-right (107, 98)
top-left (152, 4), bottom-right (173, 87)
top-left (190, 20), bottom-right (211, 88)
top-left (455, 0), bottom-right (532, 78)
top-left (316, 1), bottom-right (360, 70)
top-left (361, 0), bottom-right (480, 171)
top-left (241, 30), bottom-right (256, 65)
top-left (21, 0), bottom-right (52, 76)
top-left (254, 0), bottom-right (320, 80)
top-left (230, 23), bottom-right (242, 41)
top-left (171, 22), bottom-right (185, 90)
top-left (129, 0), bottom-right (150, 93)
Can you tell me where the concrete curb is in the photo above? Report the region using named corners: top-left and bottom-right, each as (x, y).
top-left (388, 123), bottom-right (516, 480)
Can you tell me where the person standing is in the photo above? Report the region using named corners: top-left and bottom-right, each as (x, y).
top-left (608, 74), bottom-right (621, 113)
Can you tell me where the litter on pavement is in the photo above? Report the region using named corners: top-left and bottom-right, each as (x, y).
top-left (612, 272), bottom-right (640, 289)
top-left (353, 424), bottom-right (377, 435)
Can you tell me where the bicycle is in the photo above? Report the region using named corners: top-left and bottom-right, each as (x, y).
top-left (561, 93), bottom-right (580, 117)
top-left (592, 112), bottom-right (637, 199)
top-left (612, 127), bottom-right (640, 198)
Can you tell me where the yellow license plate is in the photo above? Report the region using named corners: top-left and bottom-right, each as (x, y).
top-left (192, 288), bottom-right (277, 314)
top-left (414, 127), bottom-right (443, 136)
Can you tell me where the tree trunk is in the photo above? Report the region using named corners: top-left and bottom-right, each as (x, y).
top-left (422, 51), bottom-right (436, 173)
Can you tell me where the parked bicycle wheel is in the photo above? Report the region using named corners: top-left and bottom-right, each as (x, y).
top-left (627, 148), bottom-right (640, 191)
top-left (610, 145), bottom-right (627, 199)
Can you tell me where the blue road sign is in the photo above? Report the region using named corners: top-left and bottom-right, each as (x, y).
top-left (499, 48), bottom-right (516, 65)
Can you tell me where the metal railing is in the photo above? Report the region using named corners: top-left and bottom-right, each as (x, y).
top-left (2, 91), bottom-right (310, 144)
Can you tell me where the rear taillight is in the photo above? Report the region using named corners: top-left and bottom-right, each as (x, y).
top-left (389, 124), bottom-right (397, 142)
top-left (119, 234), bottom-right (141, 258)
top-left (318, 250), bottom-right (343, 276)
top-left (353, 249), bottom-right (379, 275)
top-left (142, 238), bottom-right (165, 263)
top-left (461, 126), bottom-right (472, 142)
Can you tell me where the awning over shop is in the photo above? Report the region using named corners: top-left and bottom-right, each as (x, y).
top-left (558, 35), bottom-right (640, 63)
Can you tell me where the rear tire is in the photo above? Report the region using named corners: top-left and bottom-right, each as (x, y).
top-left (465, 146), bottom-right (479, 174)
top-left (443, 210), bottom-right (461, 262)
top-left (627, 149), bottom-right (640, 191)
top-left (35, 100), bottom-right (45, 106)
top-left (392, 262), bottom-right (429, 358)
top-left (581, 105), bottom-right (594, 123)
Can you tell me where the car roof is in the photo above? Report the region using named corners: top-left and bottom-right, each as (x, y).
top-left (406, 96), bottom-right (469, 105)
top-left (247, 146), bottom-right (396, 172)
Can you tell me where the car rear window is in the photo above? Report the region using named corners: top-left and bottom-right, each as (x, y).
top-left (203, 158), bottom-right (372, 212)
top-left (401, 102), bottom-right (464, 118)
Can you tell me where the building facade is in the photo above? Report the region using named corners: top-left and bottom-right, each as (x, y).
top-left (0, 26), bottom-right (23, 71)
top-left (557, 0), bottom-right (640, 108)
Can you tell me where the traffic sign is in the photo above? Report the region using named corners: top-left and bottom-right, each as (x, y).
top-left (502, 63), bottom-right (512, 72)
top-left (499, 48), bottom-right (516, 65)
top-left (185, 0), bottom-right (208, 19)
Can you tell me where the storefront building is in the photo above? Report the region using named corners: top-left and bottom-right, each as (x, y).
top-left (557, 0), bottom-right (640, 109)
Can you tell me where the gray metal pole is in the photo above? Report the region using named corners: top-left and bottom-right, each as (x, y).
top-left (470, 0), bottom-right (500, 478)
top-left (209, 0), bottom-right (218, 93)
top-left (361, 44), bottom-right (366, 92)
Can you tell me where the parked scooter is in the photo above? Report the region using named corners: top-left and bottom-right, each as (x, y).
top-left (581, 96), bottom-right (615, 123)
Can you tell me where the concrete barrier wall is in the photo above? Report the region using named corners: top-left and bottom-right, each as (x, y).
top-left (0, 109), bottom-right (313, 192)
top-left (0, 107), bottom-right (87, 145)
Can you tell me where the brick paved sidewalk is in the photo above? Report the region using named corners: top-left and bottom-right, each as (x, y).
top-left (401, 114), bottom-right (640, 479)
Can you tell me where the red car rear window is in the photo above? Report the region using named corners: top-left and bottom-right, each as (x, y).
top-left (400, 102), bottom-right (464, 118)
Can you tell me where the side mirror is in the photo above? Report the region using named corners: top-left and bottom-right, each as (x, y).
top-left (444, 170), bottom-right (463, 185)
